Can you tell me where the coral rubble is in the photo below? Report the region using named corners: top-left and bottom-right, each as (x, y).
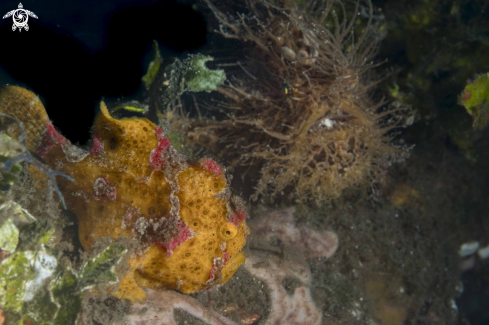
top-left (0, 85), bottom-right (249, 302)
top-left (248, 207), bottom-right (338, 259)
top-left (245, 207), bottom-right (338, 325)
top-left (173, 0), bottom-right (412, 203)
top-left (124, 290), bottom-right (239, 325)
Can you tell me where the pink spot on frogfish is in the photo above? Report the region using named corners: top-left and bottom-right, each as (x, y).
top-left (36, 122), bottom-right (68, 159)
top-left (90, 132), bottom-right (104, 155)
top-left (201, 158), bottom-right (223, 176)
top-left (149, 127), bottom-right (172, 171)
top-left (93, 177), bottom-right (117, 202)
top-left (155, 220), bottom-right (193, 257)
top-left (229, 209), bottom-right (246, 226)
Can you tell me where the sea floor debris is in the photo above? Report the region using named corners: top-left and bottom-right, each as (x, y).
top-left (119, 290), bottom-right (238, 325)
top-left (243, 253), bottom-right (321, 325)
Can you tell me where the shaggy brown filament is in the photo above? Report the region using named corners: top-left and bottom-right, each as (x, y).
top-left (172, 0), bottom-right (412, 204)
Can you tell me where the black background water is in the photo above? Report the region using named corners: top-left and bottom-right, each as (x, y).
top-left (0, 0), bottom-right (207, 144)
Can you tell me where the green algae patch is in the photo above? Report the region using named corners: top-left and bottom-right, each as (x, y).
top-left (0, 201), bottom-right (36, 252)
top-left (140, 41), bottom-right (225, 98)
top-left (0, 217), bottom-right (18, 252)
top-left (0, 251), bottom-right (31, 314)
top-left (0, 250), bottom-right (57, 314)
top-left (0, 210), bottom-right (127, 323)
top-left (22, 278), bottom-right (59, 325)
top-left (51, 270), bottom-right (82, 325)
top-left (0, 134), bottom-right (24, 192)
top-left (157, 53), bottom-right (226, 110)
top-left (0, 219), bottom-right (59, 324)
top-left (142, 40), bottom-right (163, 90)
top-left (185, 54), bottom-right (225, 92)
top-left (0, 251), bottom-right (81, 325)
top-left (79, 243), bottom-right (127, 290)
top-left (17, 220), bottom-right (54, 251)
top-left (460, 73), bottom-right (489, 129)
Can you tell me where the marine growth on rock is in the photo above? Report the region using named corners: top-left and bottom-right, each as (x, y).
top-left (173, 0), bottom-right (413, 203)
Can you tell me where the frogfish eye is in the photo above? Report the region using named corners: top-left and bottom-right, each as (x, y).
top-left (219, 223), bottom-right (238, 240)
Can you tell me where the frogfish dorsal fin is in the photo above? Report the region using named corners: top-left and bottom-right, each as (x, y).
top-left (0, 85), bottom-right (50, 152)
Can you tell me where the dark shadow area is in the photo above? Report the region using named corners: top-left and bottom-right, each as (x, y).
top-left (458, 267), bottom-right (489, 325)
top-left (0, 0), bottom-right (207, 145)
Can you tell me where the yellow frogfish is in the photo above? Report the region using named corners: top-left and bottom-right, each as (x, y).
top-left (0, 85), bottom-right (249, 301)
